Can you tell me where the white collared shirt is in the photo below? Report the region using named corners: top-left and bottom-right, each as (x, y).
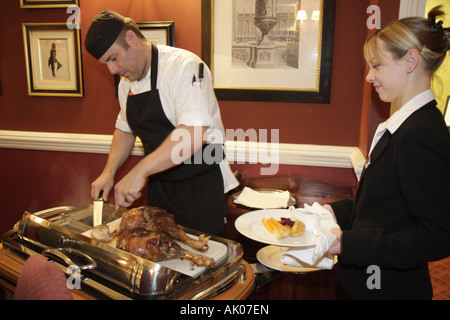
top-left (368, 89), bottom-right (435, 156)
top-left (114, 44), bottom-right (239, 193)
top-left (116, 45), bottom-right (221, 136)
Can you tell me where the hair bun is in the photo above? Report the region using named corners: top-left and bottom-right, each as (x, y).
top-left (431, 20), bottom-right (444, 33)
top-left (428, 5), bottom-right (444, 22)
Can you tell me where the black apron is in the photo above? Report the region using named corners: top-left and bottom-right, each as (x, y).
top-left (126, 44), bottom-right (226, 236)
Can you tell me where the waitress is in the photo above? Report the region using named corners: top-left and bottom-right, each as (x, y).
top-left (85, 10), bottom-right (238, 236)
top-left (326, 6), bottom-right (450, 299)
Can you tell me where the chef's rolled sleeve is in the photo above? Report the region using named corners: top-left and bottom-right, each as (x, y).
top-left (115, 111), bottom-right (133, 133)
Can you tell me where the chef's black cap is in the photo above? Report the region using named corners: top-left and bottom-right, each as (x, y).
top-left (85, 10), bottom-right (126, 60)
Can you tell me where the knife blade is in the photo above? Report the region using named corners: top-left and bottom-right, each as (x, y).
top-left (93, 190), bottom-right (104, 227)
top-left (103, 207), bottom-right (122, 225)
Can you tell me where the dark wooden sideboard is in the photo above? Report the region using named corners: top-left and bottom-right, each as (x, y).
top-left (225, 176), bottom-right (355, 300)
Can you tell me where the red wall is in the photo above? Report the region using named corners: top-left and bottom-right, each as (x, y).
top-left (0, 0), bottom-right (400, 144)
top-left (0, 0), bottom-right (204, 135)
top-left (0, 0), bottom-right (399, 234)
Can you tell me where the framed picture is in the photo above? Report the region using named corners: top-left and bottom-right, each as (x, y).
top-left (444, 96), bottom-right (450, 127)
top-left (138, 21), bottom-right (175, 46)
top-left (20, 0), bottom-right (79, 8)
top-left (23, 23), bottom-right (83, 97)
top-left (201, 0), bottom-right (336, 103)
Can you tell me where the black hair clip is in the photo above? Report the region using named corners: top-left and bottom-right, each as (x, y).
top-left (431, 20), bottom-right (444, 33)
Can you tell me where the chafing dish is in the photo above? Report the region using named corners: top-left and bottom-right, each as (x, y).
top-left (1, 204), bottom-right (246, 300)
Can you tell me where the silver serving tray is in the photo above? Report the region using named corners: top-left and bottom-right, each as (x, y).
top-left (1, 204), bottom-right (244, 300)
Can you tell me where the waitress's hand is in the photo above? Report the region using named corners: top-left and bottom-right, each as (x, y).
top-left (323, 204), bottom-right (342, 255)
top-left (114, 168), bottom-right (146, 208)
top-left (91, 171), bottom-right (114, 201)
top-left (322, 204), bottom-right (337, 221)
top-left (328, 228), bottom-right (342, 255)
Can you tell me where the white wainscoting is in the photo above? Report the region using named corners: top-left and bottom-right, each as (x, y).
top-left (0, 130), bottom-right (365, 178)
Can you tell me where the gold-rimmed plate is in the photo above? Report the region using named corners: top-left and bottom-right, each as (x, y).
top-left (257, 245), bottom-right (336, 273)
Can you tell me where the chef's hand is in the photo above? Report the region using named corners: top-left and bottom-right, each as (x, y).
top-left (91, 171), bottom-right (114, 201)
top-left (114, 168), bottom-right (147, 207)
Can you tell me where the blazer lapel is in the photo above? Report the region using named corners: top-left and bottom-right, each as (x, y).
top-left (346, 131), bottom-right (391, 229)
top-left (360, 130), bottom-right (391, 181)
top-left (369, 130), bottom-right (391, 165)
top-left (355, 130), bottom-right (391, 202)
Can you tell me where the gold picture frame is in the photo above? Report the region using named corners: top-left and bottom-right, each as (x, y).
top-left (23, 23), bottom-right (83, 97)
top-left (20, 0), bottom-right (79, 8)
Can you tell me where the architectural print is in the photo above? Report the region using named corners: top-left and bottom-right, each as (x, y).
top-left (232, 0), bottom-right (305, 69)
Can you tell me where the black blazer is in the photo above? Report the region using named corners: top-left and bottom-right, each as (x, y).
top-left (331, 100), bottom-right (450, 299)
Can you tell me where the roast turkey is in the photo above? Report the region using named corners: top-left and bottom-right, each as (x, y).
top-left (90, 224), bottom-right (116, 243)
top-left (122, 228), bottom-right (215, 268)
top-left (92, 206), bottom-right (214, 267)
top-left (115, 206), bottom-right (210, 252)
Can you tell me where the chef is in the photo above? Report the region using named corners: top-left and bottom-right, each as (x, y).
top-left (85, 10), bottom-right (238, 236)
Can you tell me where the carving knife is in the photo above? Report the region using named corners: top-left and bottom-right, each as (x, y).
top-left (93, 190), bottom-right (104, 227)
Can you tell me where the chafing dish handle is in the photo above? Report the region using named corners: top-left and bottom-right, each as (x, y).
top-left (41, 248), bottom-right (97, 271)
top-left (188, 264), bottom-right (246, 300)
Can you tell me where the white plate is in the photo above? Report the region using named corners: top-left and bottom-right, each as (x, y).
top-left (257, 245), bottom-right (322, 273)
top-left (83, 218), bottom-right (228, 277)
top-left (234, 209), bottom-right (317, 247)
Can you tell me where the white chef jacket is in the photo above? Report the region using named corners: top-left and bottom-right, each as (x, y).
top-left (115, 44), bottom-right (238, 193)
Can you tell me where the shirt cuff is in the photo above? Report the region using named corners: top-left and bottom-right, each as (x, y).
top-left (176, 111), bottom-right (213, 128)
top-left (115, 114), bottom-right (133, 133)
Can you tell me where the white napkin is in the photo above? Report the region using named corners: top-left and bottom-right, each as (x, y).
top-left (234, 187), bottom-right (290, 209)
top-left (280, 202), bottom-right (339, 269)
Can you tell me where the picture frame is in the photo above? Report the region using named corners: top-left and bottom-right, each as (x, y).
top-left (115, 21), bottom-right (175, 97)
top-left (201, 0), bottom-right (336, 103)
top-left (20, 0), bottom-right (79, 8)
top-left (138, 21), bottom-right (175, 46)
top-left (23, 23), bottom-right (83, 97)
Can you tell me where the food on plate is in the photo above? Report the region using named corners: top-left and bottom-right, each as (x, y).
top-left (262, 217), bottom-right (282, 233)
top-left (272, 225), bottom-right (292, 239)
top-left (280, 217), bottom-right (295, 227)
top-left (91, 206), bottom-right (214, 267)
top-left (262, 217), bottom-right (305, 239)
top-left (290, 220), bottom-right (306, 237)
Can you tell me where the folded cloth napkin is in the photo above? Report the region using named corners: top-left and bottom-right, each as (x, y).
top-left (234, 187), bottom-right (290, 209)
top-left (280, 202), bottom-right (339, 269)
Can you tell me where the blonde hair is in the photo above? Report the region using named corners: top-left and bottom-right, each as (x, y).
top-left (364, 6), bottom-right (450, 75)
